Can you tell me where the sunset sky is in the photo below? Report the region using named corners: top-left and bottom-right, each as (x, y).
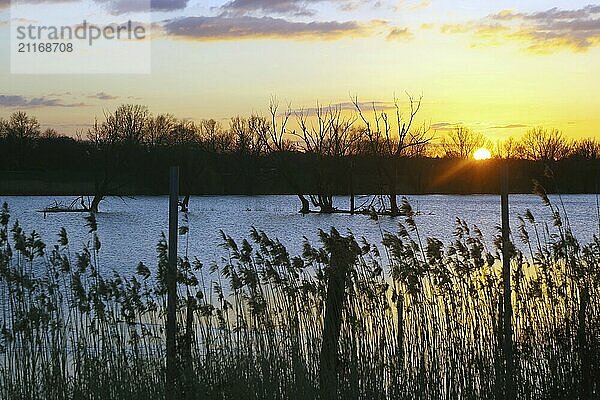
top-left (0, 0), bottom-right (599, 140)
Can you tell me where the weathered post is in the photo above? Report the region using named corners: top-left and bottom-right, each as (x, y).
top-left (349, 160), bottom-right (355, 215)
top-left (166, 166), bottom-right (179, 398)
top-left (319, 230), bottom-right (360, 400)
top-left (501, 160), bottom-right (514, 399)
top-left (578, 284), bottom-right (591, 399)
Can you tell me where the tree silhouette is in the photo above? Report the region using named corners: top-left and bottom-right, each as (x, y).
top-left (145, 113), bottom-right (177, 147)
top-left (441, 126), bottom-right (488, 159)
top-left (352, 94), bottom-right (431, 215)
top-left (5, 111), bottom-right (41, 141)
top-left (85, 105), bottom-right (152, 212)
top-left (294, 103), bottom-right (360, 213)
top-left (1, 111), bottom-right (41, 169)
top-left (197, 119), bottom-right (231, 153)
top-left (1, 104), bottom-right (600, 205)
top-left (571, 138), bottom-right (600, 160)
top-left (520, 127), bottom-right (569, 161)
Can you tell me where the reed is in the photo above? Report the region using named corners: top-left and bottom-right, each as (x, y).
top-left (0, 193), bottom-right (598, 399)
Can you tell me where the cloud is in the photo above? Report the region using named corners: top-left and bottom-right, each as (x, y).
top-left (3, 0), bottom-right (80, 8)
top-left (150, 0), bottom-right (189, 12)
top-left (220, 0), bottom-right (376, 17)
top-left (92, 0), bottom-right (190, 14)
top-left (386, 27), bottom-right (413, 41)
top-left (491, 6), bottom-right (600, 22)
top-left (489, 124), bottom-right (528, 129)
top-left (221, 0), bottom-right (316, 16)
top-left (394, 0), bottom-right (430, 12)
top-left (6, 0), bottom-right (190, 14)
top-left (431, 122), bottom-right (461, 132)
top-left (87, 92), bottom-right (119, 100)
top-left (162, 15), bottom-right (385, 41)
top-left (0, 95), bottom-right (85, 108)
top-left (293, 101), bottom-right (394, 115)
top-left (439, 5), bottom-right (600, 53)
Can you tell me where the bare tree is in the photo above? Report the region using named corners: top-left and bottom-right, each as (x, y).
top-left (494, 137), bottom-right (523, 159)
top-left (230, 115), bottom-right (270, 156)
top-left (85, 105), bottom-right (151, 212)
top-left (2, 111), bottom-right (41, 169)
top-left (0, 118), bottom-right (6, 139)
top-left (259, 98), bottom-right (313, 213)
top-left (169, 120), bottom-right (198, 147)
top-left (441, 126), bottom-right (488, 159)
top-left (520, 127), bottom-right (570, 161)
top-left (293, 103), bottom-right (360, 213)
top-left (4, 111), bottom-right (41, 141)
top-left (41, 128), bottom-right (59, 139)
top-left (351, 93), bottom-right (431, 215)
top-left (97, 104), bottom-right (149, 146)
top-left (197, 119), bottom-right (232, 153)
top-left (145, 113), bottom-right (177, 147)
top-left (267, 97), bottom-right (294, 152)
top-left (571, 138), bottom-right (600, 159)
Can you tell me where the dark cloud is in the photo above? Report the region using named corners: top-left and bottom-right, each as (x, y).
top-left (0, 95), bottom-right (85, 108)
top-left (439, 4), bottom-right (600, 53)
top-left (87, 92), bottom-right (119, 100)
top-left (4, 0), bottom-right (191, 15)
top-left (220, 0), bottom-right (374, 17)
top-left (490, 5), bottom-right (600, 22)
top-left (93, 0), bottom-right (189, 14)
top-left (150, 0), bottom-right (189, 12)
top-left (163, 15), bottom-right (383, 41)
top-left (4, 0), bottom-right (80, 7)
top-left (221, 0), bottom-right (318, 16)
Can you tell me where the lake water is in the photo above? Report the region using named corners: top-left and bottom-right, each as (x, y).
top-left (0, 195), bottom-right (598, 276)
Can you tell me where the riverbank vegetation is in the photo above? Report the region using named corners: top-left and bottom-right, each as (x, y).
top-left (1, 101), bottom-right (599, 214)
top-left (0, 184), bottom-right (599, 399)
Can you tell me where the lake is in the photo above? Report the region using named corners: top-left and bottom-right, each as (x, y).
top-left (0, 194), bottom-right (598, 276)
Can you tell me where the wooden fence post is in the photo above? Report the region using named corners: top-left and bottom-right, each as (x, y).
top-left (166, 166), bottom-right (179, 398)
top-left (319, 231), bottom-right (359, 400)
top-left (501, 160), bottom-right (515, 400)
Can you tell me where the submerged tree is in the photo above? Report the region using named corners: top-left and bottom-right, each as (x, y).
top-left (253, 98), bottom-right (313, 213)
top-left (352, 93), bottom-right (431, 215)
top-left (86, 105), bottom-right (151, 212)
top-left (294, 103), bottom-right (361, 213)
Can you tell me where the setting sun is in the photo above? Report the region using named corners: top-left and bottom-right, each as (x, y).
top-left (473, 148), bottom-right (492, 160)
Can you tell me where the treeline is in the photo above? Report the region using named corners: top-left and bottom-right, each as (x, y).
top-left (2, 101), bottom-right (598, 161)
top-left (1, 101), bottom-right (599, 213)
